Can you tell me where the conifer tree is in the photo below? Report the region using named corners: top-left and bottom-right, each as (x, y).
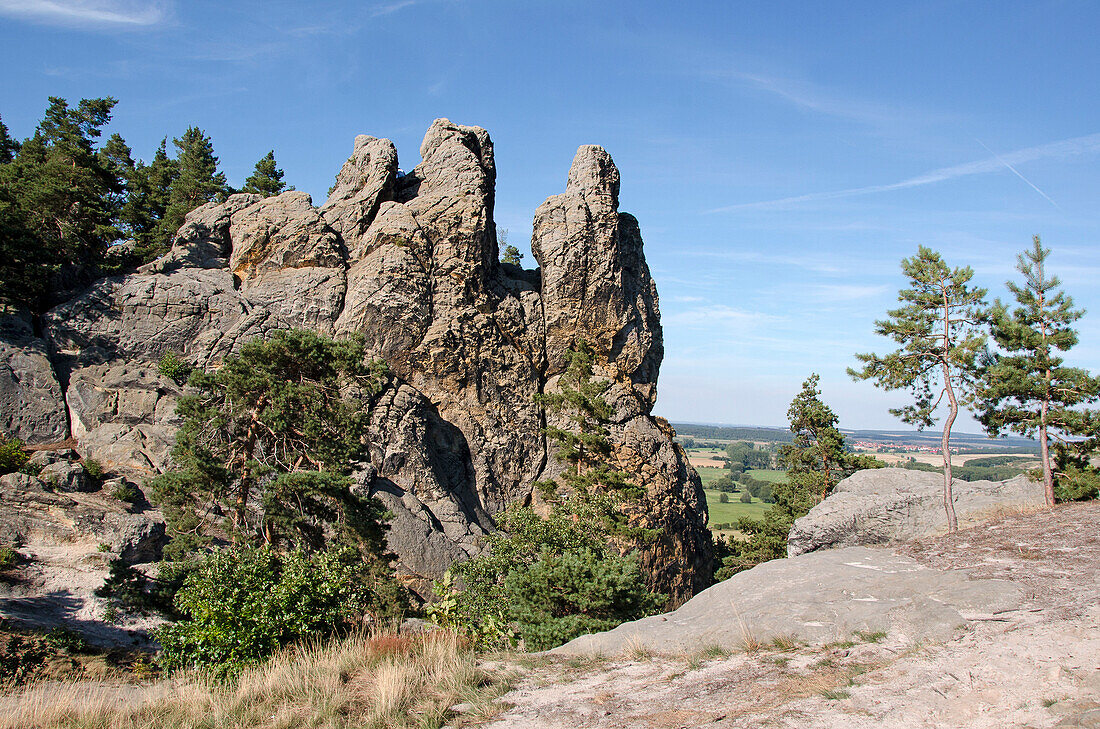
top-left (501, 244), bottom-right (523, 266)
top-left (242, 150), bottom-right (286, 197)
top-left (716, 374), bottom-right (879, 577)
top-left (0, 115), bottom-right (17, 163)
top-left (150, 330), bottom-right (390, 557)
top-left (849, 247), bottom-right (987, 531)
top-left (161, 126), bottom-right (228, 240)
top-left (976, 237), bottom-right (1100, 506)
top-left (0, 97), bottom-right (120, 310)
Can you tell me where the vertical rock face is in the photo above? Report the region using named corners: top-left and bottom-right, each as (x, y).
top-left (8, 120), bottom-right (711, 601)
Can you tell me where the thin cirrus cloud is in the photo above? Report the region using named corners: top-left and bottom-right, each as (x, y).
top-left (0, 0), bottom-right (168, 26)
top-left (711, 131), bottom-right (1100, 213)
top-left (663, 304), bottom-right (782, 329)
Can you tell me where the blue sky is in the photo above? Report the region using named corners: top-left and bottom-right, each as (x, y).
top-left (3, 0), bottom-right (1099, 431)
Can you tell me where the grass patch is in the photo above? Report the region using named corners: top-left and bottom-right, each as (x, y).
top-left (704, 490), bottom-right (770, 528)
top-left (821, 688), bottom-right (850, 700)
top-left (744, 469), bottom-right (789, 484)
top-left (694, 466), bottom-right (727, 487)
top-left (0, 631), bottom-right (507, 729)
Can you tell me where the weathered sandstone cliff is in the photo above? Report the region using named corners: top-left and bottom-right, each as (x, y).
top-left (1, 119), bottom-right (710, 600)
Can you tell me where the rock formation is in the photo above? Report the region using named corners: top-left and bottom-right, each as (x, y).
top-left (1, 119), bottom-right (710, 601)
top-left (554, 545), bottom-right (1023, 654)
top-left (787, 468), bottom-right (1045, 557)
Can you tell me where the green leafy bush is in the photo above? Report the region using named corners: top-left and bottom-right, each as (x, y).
top-left (157, 351), bottom-right (193, 385)
top-left (0, 433), bottom-right (28, 475)
top-left (434, 499), bottom-right (663, 650)
top-left (1054, 465), bottom-right (1100, 502)
top-left (157, 546), bottom-right (404, 676)
top-left (0, 545), bottom-right (20, 572)
top-left (111, 481), bottom-right (141, 504)
top-left (504, 548), bottom-right (661, 651)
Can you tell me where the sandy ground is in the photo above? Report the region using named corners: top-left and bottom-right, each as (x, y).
top-left (473, 502), bottom-right (1100, 729)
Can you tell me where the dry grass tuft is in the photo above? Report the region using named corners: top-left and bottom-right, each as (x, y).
top-left (622, 636), bottom-right (655, 660)
top-left (0, 631), bottom-right (506, 729)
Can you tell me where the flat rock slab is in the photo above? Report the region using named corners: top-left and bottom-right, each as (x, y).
top-left (554, 546), bottom-right (1021, 655)
top-left (788, 468), bottom-right (1044, 557)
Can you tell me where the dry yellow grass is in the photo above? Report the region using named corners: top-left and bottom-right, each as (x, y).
top-left (0, 631), bottom-right (508, 729)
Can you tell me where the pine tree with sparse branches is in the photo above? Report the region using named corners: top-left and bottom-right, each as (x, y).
top-left (849, 246), bottom-right (987, 532)
top-left (976, 236), bottom-right (1100, 506)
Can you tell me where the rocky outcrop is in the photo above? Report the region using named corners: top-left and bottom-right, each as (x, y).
top-left (787, 468), bottom-right (1045, 557)
top-left (0, 313), bottom-right (68, 444)
top-left (555, 545), bottom-right (1023, 654)
top-left (6, 119), bottom-right (710, 601)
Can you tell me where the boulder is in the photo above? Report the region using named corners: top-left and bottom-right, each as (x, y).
top-left (555, 546), bottom-right (1023, 655)
top-left (787, 468), bottom-right (1046, 557)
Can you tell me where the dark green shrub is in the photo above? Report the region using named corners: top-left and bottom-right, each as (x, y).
top-left (504, 548), bottom-right (662, 651)
top-left (0, 546), bottom-right (19, 572)
top-left (433, 498), bottom-right (663, 650)
top-left (43, 627), bottom-right (89, 653)
top-left (739, 490), bottom-right (752, 503)
top-left (0, 433), bottom-right (28, 475)
top-left (719, 493), bottom-right (729, 503)
top-left (1054, 465), bottom-right (1100, 502)
top-left (156, 546), bottom-right (404, 676)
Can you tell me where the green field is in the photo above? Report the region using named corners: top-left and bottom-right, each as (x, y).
top-left (703, 489), bottom-right (770, 529)
top-left (694, 466), bottom-right (727, 487)
top-left (744, 469), bottom-right (789, 484)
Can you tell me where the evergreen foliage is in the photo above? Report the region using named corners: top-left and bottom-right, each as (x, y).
top-left (162, 126), bottom-right (229, 240)
top-left (534, 340), bottom-right (643, 502)
top-left (0, 433), bottom-right (28, 475)
top-left (149, 329), bottom-right (391, 557)
top-left (976, 237), bottom-right (1100, 505)
top-left (429, 341), bottom-right (662, 650)
top-left (716, 375), bottom-right (881, 579)
top-left (501, 244), bottom-right (523, 266)
top-left (433, 499), bottom-right (662, 650)
top-left (242, 150), bottom-right (287, 197)
top-left (0, 97), bottom-right (120, 310)
top-left (849, 246), bottom-right (987, 531)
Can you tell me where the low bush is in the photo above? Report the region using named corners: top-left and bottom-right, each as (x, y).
top-left (0, 434), bottom-right (28, 475)
top-left (157, 546), bottom-right (405, 677)
top-left (430, 499), bottom-right (663, 651)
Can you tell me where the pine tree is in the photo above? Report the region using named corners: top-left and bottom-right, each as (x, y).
top-left (849, 246), bottom-right (987, 531)
top-left (123, 139), bottom-right (178, 262)
top-left (0, 97), bottom-right (121, 310)
top-left (161, 126), bottom-right (228, 242)
top-left (149, 330), bottom-right (390, 556)
top-left (0, 115), bottom-right (17, 163)
top-left (501, 244), bottom-right (523, 266)
top-left (242, 150), bottom-right (286, 197)
top-left (716, 374), bottom-right (880, 577)
top-left (976, 237), bottom-right (1100, 506)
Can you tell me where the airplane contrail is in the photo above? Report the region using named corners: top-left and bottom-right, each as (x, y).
top-left (974, 138), bottom-right (1060, 209)
top-left (710, 131), bottom-right (1100, 212)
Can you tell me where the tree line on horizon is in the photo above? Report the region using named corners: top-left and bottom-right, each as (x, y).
top-left (0, 96), bottom-right (288, 314)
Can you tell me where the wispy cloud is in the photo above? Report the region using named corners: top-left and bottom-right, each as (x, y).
top-left (369, 0), bottom-right (419, 18)
top-left (806, 284), bottom-right (889, 303)
top-left (0, 0), bottom-right (169, 27)
top-left (679, 249), bottom-right (844, 275)
top-left (715, 71), bottom-right (904, 126)
top-left (663, 304), bottom-right (782, 329)
top-left (712, 132), bottom-right (1100, 213)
